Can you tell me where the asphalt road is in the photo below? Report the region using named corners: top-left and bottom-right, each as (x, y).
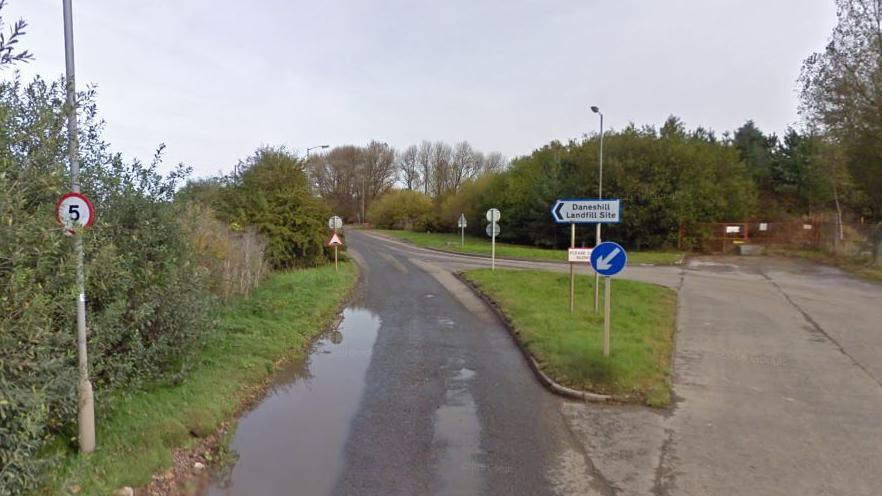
top-left (208, 230), bottom-right (882, 496)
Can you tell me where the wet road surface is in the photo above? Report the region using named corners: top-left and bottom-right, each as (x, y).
top-left (206, 230), bottom-right (601, 495)
top-left (206, 230), bottom-right (882, 495)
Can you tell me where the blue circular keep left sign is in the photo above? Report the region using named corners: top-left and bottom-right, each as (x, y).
top-left (590, 241), bottom-right (628, 277)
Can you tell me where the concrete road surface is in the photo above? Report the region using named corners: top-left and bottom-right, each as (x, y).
top-left (208, 230), bottom-right (882, 496)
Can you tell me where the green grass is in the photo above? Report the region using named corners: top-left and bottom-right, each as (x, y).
top-left (43, 263), bottom-right (358, 495)
top-left (377, 229), bottom-right (684, 265)
top-left (462, 269), bottom-right (677, 406)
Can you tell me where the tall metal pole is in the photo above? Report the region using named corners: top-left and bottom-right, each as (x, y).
top-left (63, 0), bottom-right (95, 453)
top-left (594, 111), bottom-right (604, 313)
top-left (569, 223), bottom-right (575, 312)
top-left (603, 276), bottom-right (611, 357)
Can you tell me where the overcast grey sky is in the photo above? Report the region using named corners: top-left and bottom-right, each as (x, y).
top-left (6, 0), bottom-right (835, 178)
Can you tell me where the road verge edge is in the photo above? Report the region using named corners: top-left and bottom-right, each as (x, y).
top-left (453, 271), bottom-right (611, 402)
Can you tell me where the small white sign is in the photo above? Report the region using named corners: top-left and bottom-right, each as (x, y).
top-left (486, 208), bottom-right (501, 222)
top-left (725, 225), bottom-right (741, 234)
top-left (457, 214), bottom-right (467, 228)
top-left (328, 215), bottom-right (343, 230)
top-left (568, 248), bottom-right (592, 263)
top-left (486, 222), bottom-right (500, 237)
top-left (803, 224), bottom-right (813, 230)
top-left (759, 222), bottom-right (768, 232)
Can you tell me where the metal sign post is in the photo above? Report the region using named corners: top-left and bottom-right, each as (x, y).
top-left (62, 0), bottom-right (95, 454)
top-left (486, 208), bottom-right (500, 271)
top-left (458, 213), bottom-right (467, 248)
top-left (590, 242), bottom-right (628, 357)
top-left (569, 223), bottom-right (575, 312)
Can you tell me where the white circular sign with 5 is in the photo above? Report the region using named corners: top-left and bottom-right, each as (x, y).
top-left (56, 192), bottom-right (96, 231)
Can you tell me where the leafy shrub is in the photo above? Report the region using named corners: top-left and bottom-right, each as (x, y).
top-left (191, 147), bottom-right (330, 269)
top-left (0, 76), bottom-right (214, 495)
top-left (368, 189), bottom-right (436, 231)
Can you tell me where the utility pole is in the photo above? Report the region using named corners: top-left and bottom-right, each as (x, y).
top-left (591, 106), bottom-right (604, 313)
top-left (63, 0), bottom-right (95, 453)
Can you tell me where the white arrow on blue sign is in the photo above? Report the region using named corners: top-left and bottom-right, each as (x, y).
top-left (590, 241), bottom-right (628, 277)
top-left (551, 199), bottom-right (621, 224)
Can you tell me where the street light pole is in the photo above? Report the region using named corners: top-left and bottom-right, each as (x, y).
top-left (306, 144), bottom-right (329, 158)
top-left (305, 145), bottom-right (329, 192)
top-left (591, 106), bottom-right (604, 313)
top-left (63, 0), bottom-right (95, 453)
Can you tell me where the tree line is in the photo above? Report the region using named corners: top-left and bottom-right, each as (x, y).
top-left (307, 140), bottom-right (507, 222)
top-left (367, 0), bottom-right (882, 254)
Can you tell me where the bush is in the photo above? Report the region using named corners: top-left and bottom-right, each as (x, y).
top-left (199, 147), bottom-right (330, 269)
top-left (368, 189), bottom-right (436, 231)
top-left (0, 76), bottom-right (214, 495)
top-left (183, 203), bottom-right (267, 301)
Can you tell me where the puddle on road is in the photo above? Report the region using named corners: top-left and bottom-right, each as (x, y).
top-left (432, 363), bottom-right (483, 496)
top-left (204, 307), bottom-right (380, 496)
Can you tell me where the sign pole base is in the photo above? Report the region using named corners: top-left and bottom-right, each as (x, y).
top-left (78, 379), bottom-right (95, 452)
top-left (603, 276), bottom-right (611, 357)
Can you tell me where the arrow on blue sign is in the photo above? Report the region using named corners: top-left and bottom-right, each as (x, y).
top-left (590, 241), bottom-right (628, 277)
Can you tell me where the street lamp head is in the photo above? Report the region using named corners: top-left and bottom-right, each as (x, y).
top-left (321, 145), bottom-right (329, 149)
top-left (590, 106), bottom-right (600, 113)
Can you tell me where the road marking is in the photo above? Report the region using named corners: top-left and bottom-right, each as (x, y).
top-left (379, 252), bottom-right (409, 273)
top-left (409, 258), bottom-right (495, 324)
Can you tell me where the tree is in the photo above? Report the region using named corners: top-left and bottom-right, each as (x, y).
top-left (430, 141), bottom-right (453, 196)
top-left (216, 147), bottom-right (329, 268)
top-left (800, 0), bottom-right (882, 216)
top-left (483, 151), bottom-right (508, 174)
top-left (733, 120), bottom-right (778, 191)
top-left (0, 0), bottom-right (33, 68)
top-left (360, 141), bottom-right (397, 221)
top-left (310, 145), bottom-right (362, 220)
top-left (398, 144), bottom-right (421, 190)
top-left (417, 140), bottom-right (433, 195)
top-left (450, 141), bottom-right (477, 192)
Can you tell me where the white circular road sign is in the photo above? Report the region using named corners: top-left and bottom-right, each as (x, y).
top-left (486, 208), bottom-right (501, 222)
top-left (56, 192), bottom-right (95, 231)
top-left (486, 222), bottom-right (500, 237)
top-left (328, 215), bottom-right (343, 230)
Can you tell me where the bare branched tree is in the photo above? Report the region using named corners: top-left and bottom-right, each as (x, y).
top-left (360, 141), bottom-right (397, 220)
top-left (483, 151), bottom-right (508, 174)
top-left (450, 141), bottom-right (477, 192)
top-left (398, 145), bottom-right (421, 190)
top-left (430, 141), bottom-right (453, 197)
top-left (417, 140), bottom-right (433, 195)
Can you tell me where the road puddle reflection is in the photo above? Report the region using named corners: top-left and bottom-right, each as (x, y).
top-left (205, 306), bottom-right (380, 496)
top-left (433, 364), bottom-right (483, 496)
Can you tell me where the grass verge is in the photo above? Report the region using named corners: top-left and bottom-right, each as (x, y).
top-left (461, 269), bottom-right (676, 406)
top-left (377, 229), bottom-right (683, 265)
top-left (43, 263), bottom-right (358, 495)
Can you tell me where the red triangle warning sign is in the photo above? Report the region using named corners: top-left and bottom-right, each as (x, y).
top-left (326, 231), bottom-right (344, 247)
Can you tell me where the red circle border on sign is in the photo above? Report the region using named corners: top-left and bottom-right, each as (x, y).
top-left (55, 191), bottom-right (96, 229)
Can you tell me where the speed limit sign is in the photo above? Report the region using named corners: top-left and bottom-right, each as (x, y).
top-left (56, 192), bottom-right (96, 231)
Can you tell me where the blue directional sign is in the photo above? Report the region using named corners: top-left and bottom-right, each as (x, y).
top-left (551, 199), bottom-right (621, 224)
top-left (590, 241), bottom-right (628, 277)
